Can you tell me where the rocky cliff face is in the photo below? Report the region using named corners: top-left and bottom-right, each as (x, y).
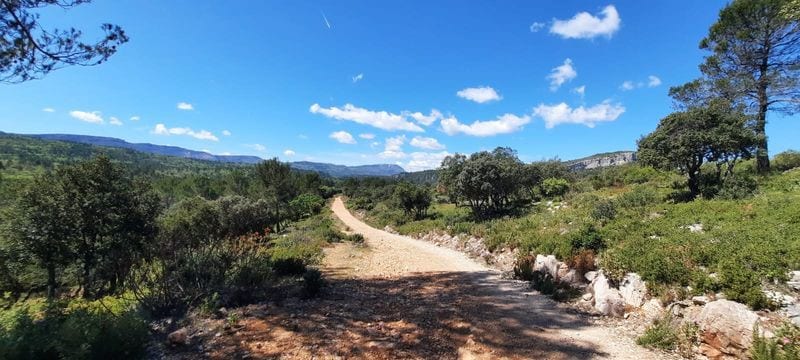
top-left (567, 151), bottom-right (637, 171)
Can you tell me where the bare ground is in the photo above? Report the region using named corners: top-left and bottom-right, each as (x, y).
top-left (162, 198), bottom-right (673, 359)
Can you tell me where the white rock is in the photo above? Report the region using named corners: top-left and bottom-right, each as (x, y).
top-left (533, 255), bottom-right (559, 280)
top-left (696, 300), bottom-right (760, 358)
top-left (582, 293), bottom-right (594, 301)
top-left (584, 271), bottom-right (598, 282)
top-left (619, 273), bottom-right (646, 308)
top-left (787, 271), bottom-right (800, 291)
top-left (592, 273), bottom-right (625, 317)
top-left (692, 296), bottom-right (710, 305)
top-left (684, 223), bottom-right (704, 233)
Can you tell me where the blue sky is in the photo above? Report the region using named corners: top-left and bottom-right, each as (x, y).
top-left (1, 1), bottom-right (797, 171)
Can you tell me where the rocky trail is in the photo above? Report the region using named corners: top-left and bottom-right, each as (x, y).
top-left (164, 197), bottom-right (674, 359)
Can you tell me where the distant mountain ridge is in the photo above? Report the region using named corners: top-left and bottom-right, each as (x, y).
top-left (14, 133), bottom-right (406, 177)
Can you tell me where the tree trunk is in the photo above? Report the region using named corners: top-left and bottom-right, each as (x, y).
top-left (756, 45), bottom-right (771, 173)
top-left (46, 264), bottom-right (57, 299)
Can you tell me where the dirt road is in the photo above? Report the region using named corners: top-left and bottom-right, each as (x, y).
top-left (323, 196), bottom-right (671, 359)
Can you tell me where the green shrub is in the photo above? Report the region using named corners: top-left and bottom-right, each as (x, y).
top-left (716, 175), bottom-right (758, 200)
top-left (0, 300), bottom-right (149, 360)
top-left (751, 323), bottom-right (800, 360)
top-left (541, 178), bottom-right (570, 198)
top-left (719, 258), bottom-right (774, 310)
top-left (773, 150), bottom-right (800, 172)
top-left (569, 224), bottom-right (605, 252)
top-left (347, 233), bottom-right (365, 244)
top-left (301, 268), bottom-right (324, 299)
top-left (591, 199), bottom-right (617, 222)
top-left (637, 315), bottom-right (678, 350)
top-left (616, 185), bottom-right (659, 209)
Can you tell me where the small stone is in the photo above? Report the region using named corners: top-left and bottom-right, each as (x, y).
top-left (167, 327), bottom-right (189, 346)
top-left (582, 293), bottom-right (593, 301)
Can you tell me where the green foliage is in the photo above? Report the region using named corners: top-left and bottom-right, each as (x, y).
top-left (269, 235), bottom-right (322, 276)
top-left (289, 193), bottom-right (325, 220)
top-left (347, 233), bottom-right (365, 244)
top-left (0, 300), bottom-right (148, 360)
top-left (752, 323), bottom-right (800, 360)
top-left (513, 255), bottom-right (537, 281)
top-left (438, 147), bottom-right (528, 218)
top-left (541, 178), bottom-right (570, 198)
top-left (301, 268), bottom-right (324, 299)
top-left (774, 151), bottom-right (800, 172)
top-left (637, 315), bottom-right (678, 350)
top-left (393, 182), bottom-right (432, 219)
top-left (638, 102), bottom-right (758, 199)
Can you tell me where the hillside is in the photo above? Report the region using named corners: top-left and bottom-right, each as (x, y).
top-left (1, 132), bottom-right (406, 178)
top-left (566, 151), bottom-right (637, 171)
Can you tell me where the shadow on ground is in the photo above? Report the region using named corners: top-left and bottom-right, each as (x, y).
top-left (166, 270), bottom-right (609, 360)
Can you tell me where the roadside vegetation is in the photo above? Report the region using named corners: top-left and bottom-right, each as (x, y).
top-left (0, 146), bottom-right (341, 359)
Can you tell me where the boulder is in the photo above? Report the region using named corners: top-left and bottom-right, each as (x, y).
top-left (168, 327), bottom-right (190, 346)
top-left (788, 271), bottom-right (800, 291)
top-left (619, 273), bottom-right (646, 308)
top-left (592, 273), bottom-right (625, 317)
top-left (534, 255), bottom-right (559, 280)
top-left (696, 300), bottom-right (759, 358)
top-left (692, 295), bottom-right (710, 306)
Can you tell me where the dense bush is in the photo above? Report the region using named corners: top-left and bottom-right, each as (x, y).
top-left (773, 150), bottom-right (800, 172)
top-left (637, 315), bottom-right (678, 350)
top-left (540, 178), bottom-right (570, 198)
top-left (0, 300), bottom-right (149, 360)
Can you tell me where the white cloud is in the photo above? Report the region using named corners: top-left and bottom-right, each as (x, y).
top-left (177, 102), bottom-right (194, 111)
top-left (69, 110), bottom-right (103, 124)
top-left (456, 86), bottom-right (502, 103)
top-left (379, 135), bottom-right (406, 159)
top-left (352, 73), bottom-right (364, 83)
top-left (620, 80), bottom-right (635, 91)
top-left (129, 115), bottom-right (140, 121)
top-left (359, 133), bottom-right (375, 139)
top-left (310, 103), bottom-right (424, 132)
top-left (222, 130), bottom-right (232, 136)
top-left (404, 151), bottom-right (451, 172)
top-left (152, 123), bottom-right (219, 141)
top-left (244, 144), bottom-right (267, 152)
top-left (109, 117), bottom-right (123, 126)
top-left (283, 149), bottom-right (296, 157)
top-left (410, 136), bottom-right (445, 150)
top-left (572, 85), bottom-right (586, 97)
top-left (648, 75), bottom-right (662, 87)
top-left (329, 131), bottom-right (356, 144)
top-left (547, 58), bottom-right (577, 91)
top-left (42, 107), bottom-right (55, 113)
top-left (441, 113), bottom-right (531, 137)
top-left (550, 5), bottom-right (621, 39)
top-left (530, 22), bottom-right (546, 32)
top-left (533, 101), bottom-right (625, 128)
top-left (404, 109), bottom-right (443, 126)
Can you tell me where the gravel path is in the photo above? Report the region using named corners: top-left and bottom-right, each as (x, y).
top-left (328, 196), bottom-right (673, 360)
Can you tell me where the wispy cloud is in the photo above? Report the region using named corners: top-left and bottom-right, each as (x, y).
top-left (310, 103), bottom-right (425, 132)
top-left (359, 133), bottom-right (375, 139)
top-left (222, 130), bottom-right (232, 136)
top-left (42, 107), bottom-right (55, 113)
top-left (456, 86), bottom-right (502, 103)
top-left (620, 80), bottom-right (636, 91)
top-left (648, 75), bottom-right (662, 87)
top-left (404, 110), bottom-right (443, 126)
top-left (245, 143), bottom-right (267, 152)
top-left (533, 101), bottom-right (625, 128)
top-left (550, 5), bottom-right (621, 39)
top-left (109, 117), bottom-right (123, 126)
top-left (572, 85), bottom-right (586, 97)
top-left (321, 10), bottom-right (331, 29)
top-left (177, 102), bottom-right (194, 111)
top-left (441, 113), bottom-right (531, 137)
top-left (530, 22), bottom-right (546, 32)
top-left (410, 136), bottom-right (446, 150)
top-left (152, 123), bottom-right (219, 141)
top-left (330, 131), bottom-right (356, 144)
top-left (129, 115), bottom-right (140, 121)
top-left (70, 110), bottom-right (103, 124)
top-left (547, 58), bottom-right (577, 91)
top-left (283, 149), bottom-right (296, 157)
top-left (352, 73), bottom-right (364, 83)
